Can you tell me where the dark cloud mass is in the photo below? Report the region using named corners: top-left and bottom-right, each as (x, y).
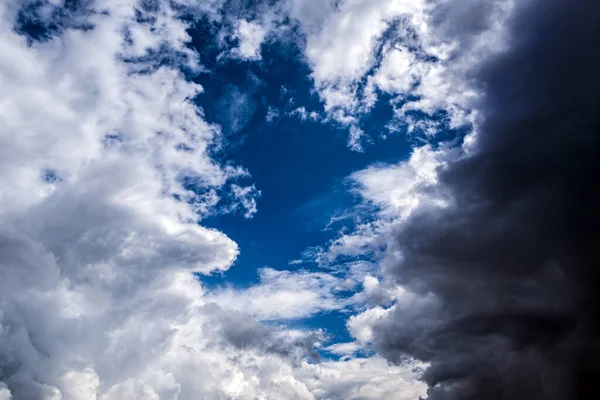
top-left (374, 0), bottom-right (600, 398)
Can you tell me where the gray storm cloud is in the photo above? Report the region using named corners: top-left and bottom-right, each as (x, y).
top-left (372, 0), bottom-right (600, 398)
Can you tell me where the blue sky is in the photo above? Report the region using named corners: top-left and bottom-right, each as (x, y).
top-left (188, 27), bottom-right (441, 343)
top-left (187, 25), bottom-right (468, 348)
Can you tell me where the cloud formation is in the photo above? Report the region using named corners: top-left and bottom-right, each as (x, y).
top-left (232, 19), bottom-right (266, 60)
top-left (346, 0), bottom-right (600, 398)
top-left (283, 0), bottom-right (513, 147)
top-left (0, 1), bottom-right (425, 399)
top-left (4, 0), bottom-right (597, 399)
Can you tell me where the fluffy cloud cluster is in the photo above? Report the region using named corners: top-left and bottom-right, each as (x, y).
top-left (283, 0), bottom-right (513, 149)
top-left (232, 19), bottom-right (267, 61)
top-left (0, 1), bottom-right (425, 399)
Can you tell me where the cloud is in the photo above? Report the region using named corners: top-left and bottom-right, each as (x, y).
top-left (347, 126), bottom-right (367, 152)
top-left (226, 184), bottom-right (261, 218)
top-left (298, 356), bottom-right (427, 400)
top-left (207, 267), bottom-right (350, 320)
top-left (11, 0), bottom-right (593, 399)
top-left (371, 46), bottom-right (419, 94)
top-left (353, 0), bottom-right (600, 398)
top-left (232, 19), bottom-right (267, 61)
top-left (265, 106), bottom-right (280, 123)
top-left (216, 85), bottom-right (257, 134)
top-left (347, 306), bottom-right (393, 346)
top-left (0, 1), bottom-right (428, 399)
top-left (324, 341), bottom-right (360, 356)
top-left (351, 145), bottom-right (447, 218)
top-left (282, 0), bottom-right (514, 147)
top-left (0, 383), bottom-right (10, 400)
top-left (305, 145), bottom-right (447, 269)
top-left (288, 106), bottom-right (321, 122)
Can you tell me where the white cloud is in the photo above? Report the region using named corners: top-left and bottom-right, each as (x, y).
top-left (0, 383), bottom-right (11, 400)
top-left (347, 125), bottom-right (366, 152)
top-left (351, 145), bottom-right (447, 218)
top-left (348, 306), bottom-right (392, 345)
top-left (0, 1), bottom-right (429, 399)
top-left (207, 268), bottom-right (349, 320)
top-left (324, 341), bottom-right (360, 356)
top-left (233, 19), bottom-right (267, 60)
top-left (286, 0), bottom-right (428, 133)
top-left (294, 146), bottom-right (451, 349)
top-left (302, 0), bottom-right (425, 84)
top-left (230, 184), bottom-right (261, 218)
top-left (283, 0), bottom-right (515, 143)
top-left (299, 356), bottom-right (426, 400)
top-left (308, 145), bottom-right (446, 268)
top-left (317, 222), bottom-right (382, 264)
top-left (372, 46), bottom-right (419, 94)
top-left (265, 106), bottom-right (280, 122)
top-left (288, 106), bottom-right (321, 122)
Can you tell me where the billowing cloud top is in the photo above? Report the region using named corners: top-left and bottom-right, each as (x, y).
top-left (1, 0), bottom-right (598, 399)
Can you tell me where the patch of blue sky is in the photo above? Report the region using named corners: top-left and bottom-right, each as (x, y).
top-left (15, 0), bottom-right (96, 43)
top-left (182, 19), bottom-right (473, 345)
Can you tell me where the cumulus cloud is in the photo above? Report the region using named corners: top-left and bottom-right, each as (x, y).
top-left (351, 145), bottom-right (447, 218)
top-left (298, 356), bottom-right (427, 400)
top-left (0, 1), bottom-right (428, 399)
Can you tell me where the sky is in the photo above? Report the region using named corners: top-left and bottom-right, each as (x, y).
top-left (0, 0), bottom-right (599, 399)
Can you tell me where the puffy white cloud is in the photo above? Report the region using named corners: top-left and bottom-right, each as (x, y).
top-left (207, 268), bottom-right (350, 320)
top-left (348, 306), bottom-right (392, 345)
top-left (324, 341), bottom-right (360, 356)
top-left (301, 0), bottom-right (425, 84)
top-left (0, 383), bottom-right (11, 400)
top-left (282, 0), bottom-right (515, 145)
top-left (232, 19), bottom-right (267, 60)
top-left (299, 356), bottom-right (426, 400)
top-left (351, 145), bottom-right (447, 218)
top-left (371, 46), bottom-right (419, 94)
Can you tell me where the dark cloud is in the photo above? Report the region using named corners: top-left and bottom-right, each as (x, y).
top-left (373, 0), bottom-right (600, 398)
